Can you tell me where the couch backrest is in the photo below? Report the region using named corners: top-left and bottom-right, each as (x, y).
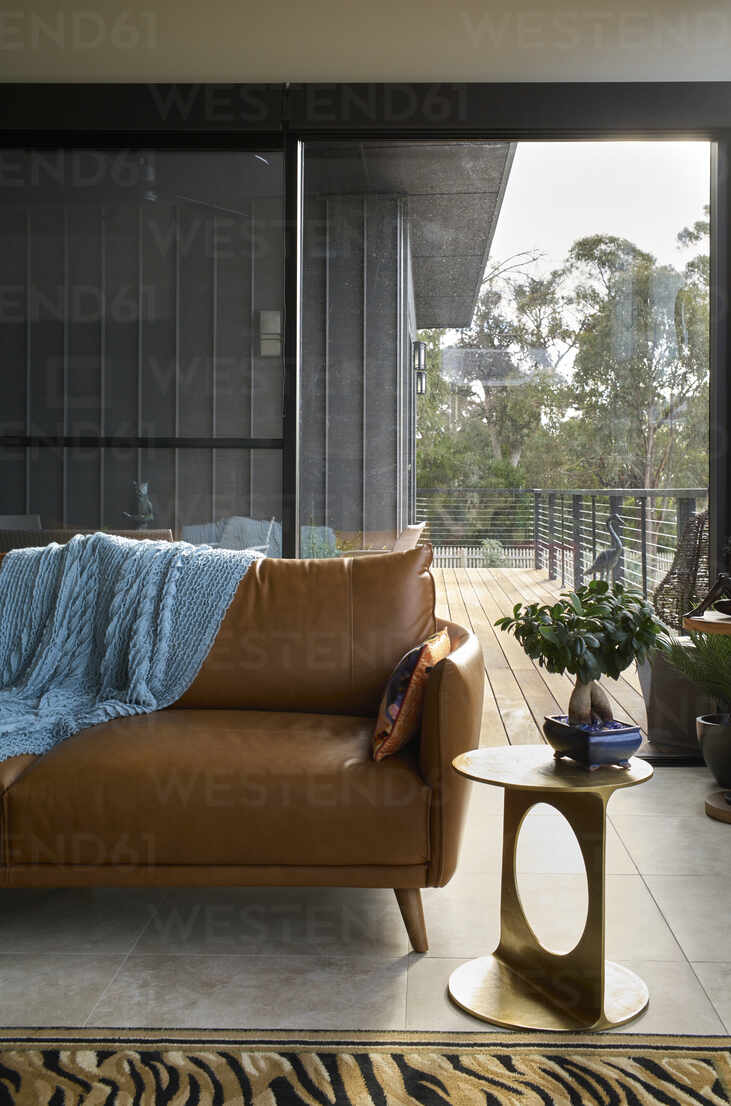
top-left (177, 546), bottom-right (436, 716)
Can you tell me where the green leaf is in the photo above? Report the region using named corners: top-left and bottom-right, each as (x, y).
top-left (493, 573), bottom-right (666, 687)
top-left (539, 625), bottom-right (560, 644)
top-left (569, 592), bottom-right (585, 615)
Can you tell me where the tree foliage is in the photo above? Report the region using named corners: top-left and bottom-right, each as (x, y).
top-left (568, 233), bottom-right (708, 490)
top-left (416, 211), bottom-right (710, 497)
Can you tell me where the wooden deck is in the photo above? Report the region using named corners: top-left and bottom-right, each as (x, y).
top-left (433, 566), bottom-right (647, 747)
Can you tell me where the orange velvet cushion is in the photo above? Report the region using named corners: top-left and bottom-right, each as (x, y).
top-left (372, 627), bottom-right (451, 761)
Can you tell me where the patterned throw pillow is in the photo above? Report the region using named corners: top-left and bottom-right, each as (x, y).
top-left (372, 627), bottom-right (451, 761)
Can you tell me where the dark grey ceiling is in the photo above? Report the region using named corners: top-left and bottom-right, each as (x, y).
top-left (306, 141), bottom-right (516, 328)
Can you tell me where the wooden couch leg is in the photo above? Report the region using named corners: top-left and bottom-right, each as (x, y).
top-left (394, 888), bottom-right (428, 952)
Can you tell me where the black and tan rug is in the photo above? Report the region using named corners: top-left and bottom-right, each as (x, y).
top-left (0, 1029), bottom-right (728, 1105)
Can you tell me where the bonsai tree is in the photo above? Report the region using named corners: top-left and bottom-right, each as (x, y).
top-left (663, 633), bottom-right (731, 712)
top-left (496, 579), bottom-right (665, 726)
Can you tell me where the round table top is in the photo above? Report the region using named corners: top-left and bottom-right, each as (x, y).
top-left (683, 613), bottom-right (731, 635)
top-left (452, 745), bottom-right (653, 793)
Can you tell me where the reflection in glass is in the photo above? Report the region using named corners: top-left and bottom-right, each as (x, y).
top-left (0, 149), bottom-right (284, 547)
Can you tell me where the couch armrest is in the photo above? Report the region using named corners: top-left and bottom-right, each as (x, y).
top-left (420, 618), bottom-right (485, 886)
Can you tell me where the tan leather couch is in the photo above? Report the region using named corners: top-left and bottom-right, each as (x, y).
top-left (0, 546), bottom-right (484, 951)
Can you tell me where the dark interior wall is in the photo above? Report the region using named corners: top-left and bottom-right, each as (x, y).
top-left (300, 192), bottom-right (412, 539)
top-left (0, 149), bottom-right (284, 534)
top-left (0, 145), bottom-right (418, 545)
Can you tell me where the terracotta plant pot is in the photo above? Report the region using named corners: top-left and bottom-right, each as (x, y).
top-left (696, 714), bottom-right (731, 787)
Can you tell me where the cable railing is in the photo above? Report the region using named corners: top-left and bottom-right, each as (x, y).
top-left (416, 487), bottom-right (708, 598)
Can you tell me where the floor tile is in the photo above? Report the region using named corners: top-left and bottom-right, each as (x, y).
top-left (0, 954), bottom-right (123, 1026)
top-left (406, 956), bottom-right (511, 1032)
top-left (613, 961), bottom-right (725, 1034)
top-left (457, 814), bottom-right (503, 875)
top-left (0, 888), bottom-right (156, 955)
top-left (135, 886), bottom-right (409, 957)
top-left (607, 766), bottom-right (716, 818)
top-left (91, 954), bottom-right (408, 1029)
top-left (459, 802), bottom-right (635, 875)
top-left (691, 963), bottom-right (731, 1032)
top-left (464, 782), bottom-right (505, 820)
top-left (421, 870), bottom-right (501, 959)
top-left (457, 788), bottom-right (503, 873)
top-left (644, 876), bottom-right (731, 961)
top-left (612, 814), bottom-right (731, 876)
top-left (516, 874), bottom-right (684, 960)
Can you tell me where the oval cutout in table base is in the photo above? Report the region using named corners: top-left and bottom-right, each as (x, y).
top-left (514, 802), bottom-right (589, 955)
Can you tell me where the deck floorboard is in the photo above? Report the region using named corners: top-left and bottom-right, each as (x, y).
top-left (433, 565), bottom-right (648, 747)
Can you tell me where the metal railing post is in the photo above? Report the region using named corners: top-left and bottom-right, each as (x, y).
top-left (548, 492), bottom-right (557, 580)
top-left (591, 496), bottom-right (597, 568)
top-left (534, 490), bottom-right (541, 569)
top-left (640, 496), bottom-right (648, 598)
top-left (609, 493), bottom-right (624, 584)
top-left (560, 494), bottom-right (566, 586)
top-left (572, 493), bottom-right (583, 589)
top-left (676, 494), bottom-right (696, 543)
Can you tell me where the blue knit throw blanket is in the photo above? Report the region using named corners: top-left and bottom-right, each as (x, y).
top-left (0, 533), bottom-right (260, 761)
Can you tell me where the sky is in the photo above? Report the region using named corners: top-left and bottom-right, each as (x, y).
top-left (489, 141), bottom-right (710, 274)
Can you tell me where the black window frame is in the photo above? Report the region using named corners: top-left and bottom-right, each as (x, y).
top-left (1, 81), bottom-right (729, 565)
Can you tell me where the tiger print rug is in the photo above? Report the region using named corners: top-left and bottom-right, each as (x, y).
top-left (0, 1029), bottom-right (728, 1105)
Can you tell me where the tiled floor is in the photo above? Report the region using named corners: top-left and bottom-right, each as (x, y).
top-left (0, 765), bottom-right (728, 1031)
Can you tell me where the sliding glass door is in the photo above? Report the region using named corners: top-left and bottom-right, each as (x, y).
top-left (0, 147), bottom-right (285, 552)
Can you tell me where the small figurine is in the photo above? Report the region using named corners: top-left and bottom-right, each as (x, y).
top-left (124, 481), bottom-right (155, 530)
top-left (587, 514), bottom-right (624, 582)
top-left (686, 573), bottom-right (731, 618)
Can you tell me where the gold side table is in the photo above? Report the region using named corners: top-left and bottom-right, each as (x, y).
top-left (449, 745), bottom-right (653, 1031)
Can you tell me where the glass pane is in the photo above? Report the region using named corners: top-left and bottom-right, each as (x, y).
top-left (300, 139), bottom-right (710, 614)
top-left (416, 141), bottom-right (710, 627)
top-left (0, 149), bottom-right (284, 440)
top-left (0, 147), bottom-right (285, 549)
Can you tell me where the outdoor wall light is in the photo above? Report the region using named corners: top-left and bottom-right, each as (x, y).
top-left (413, 340), bottom-right (427, 395)
top-left (258, 310), bottom-right (282, 357)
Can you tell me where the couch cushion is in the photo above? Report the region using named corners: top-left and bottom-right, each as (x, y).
top-left (4, 711), bottom-right (431, 869)
top-left (178, 546), bottom-right (436, 716)
top-left (373, 627), bottom-right (451, 761)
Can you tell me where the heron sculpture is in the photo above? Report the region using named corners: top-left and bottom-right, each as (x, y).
top-left (123, 480), bottom-right (155, 530)
top-left (588, 513), bottom-right (624, 581)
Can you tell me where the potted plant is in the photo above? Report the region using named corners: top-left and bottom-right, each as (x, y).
top-left (496, 579), bottom-right (665, 768)
top-left (663, 633), bottom-right (731, 786)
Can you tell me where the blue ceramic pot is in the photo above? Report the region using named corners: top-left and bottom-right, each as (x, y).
top-left (543, 715), bottom-right (642, 770)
